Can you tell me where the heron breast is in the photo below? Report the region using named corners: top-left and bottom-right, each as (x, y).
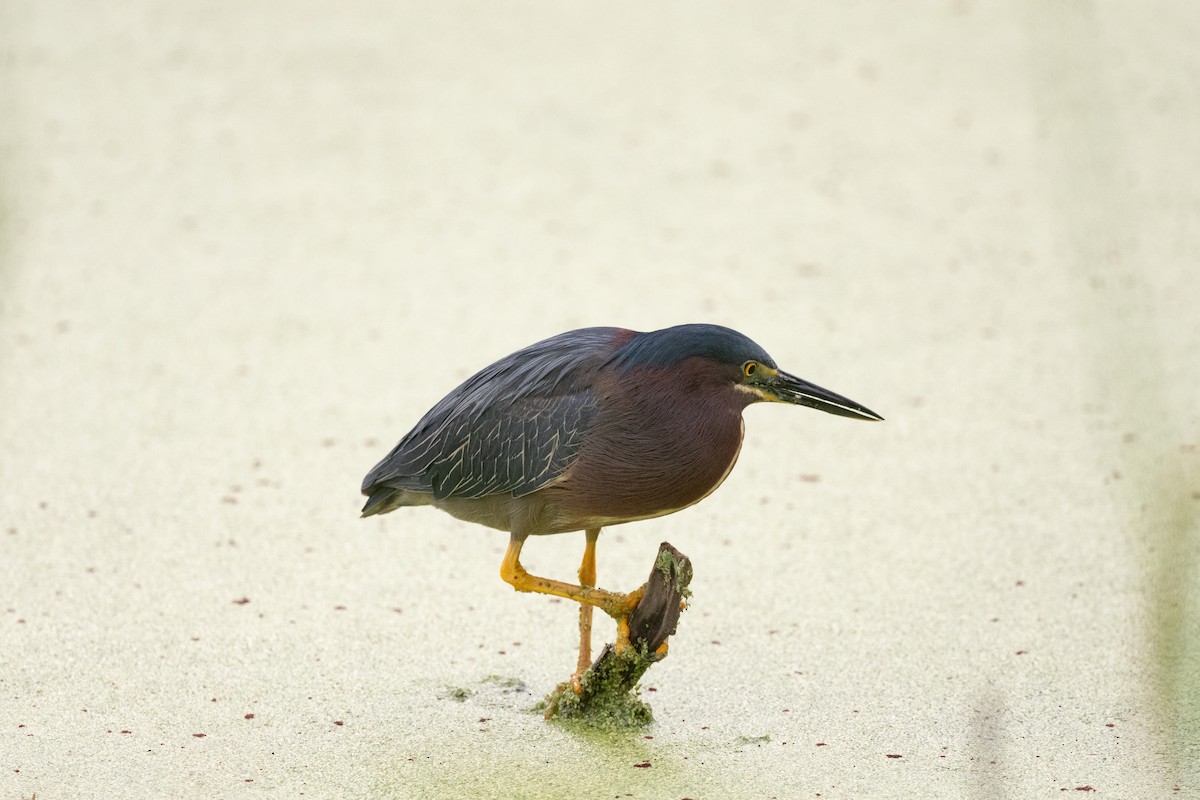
top-left (548, 395), bottom-right (746, 528)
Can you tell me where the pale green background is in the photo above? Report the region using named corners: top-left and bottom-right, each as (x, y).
top-left (2, 2), bottom-right (1197, 798)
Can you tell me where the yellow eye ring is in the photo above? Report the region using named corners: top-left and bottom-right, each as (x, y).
top-left (743, 361), bottom-right (757, 378)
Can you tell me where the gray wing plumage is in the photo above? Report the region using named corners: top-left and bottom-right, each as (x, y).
top-left (361, 327), bottom-right (622, 514)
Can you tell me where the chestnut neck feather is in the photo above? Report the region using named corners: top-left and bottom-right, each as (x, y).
top-left (555, 357), bottom-right (752, 523)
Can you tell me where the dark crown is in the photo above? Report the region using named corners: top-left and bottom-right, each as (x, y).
top-left (609, 324), bottom-right (776, 372)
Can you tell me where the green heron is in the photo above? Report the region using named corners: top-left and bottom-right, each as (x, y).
top-left (362, 324), bottom-right (881, 684)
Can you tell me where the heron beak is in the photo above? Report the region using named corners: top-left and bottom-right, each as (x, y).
top-left (771, 370), bottom-right (884, 421)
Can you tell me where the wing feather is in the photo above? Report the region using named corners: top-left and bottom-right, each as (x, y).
top-left (361, 327), bottom-right (621, 504)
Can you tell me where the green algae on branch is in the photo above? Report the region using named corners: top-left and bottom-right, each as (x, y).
top-left (654, 546), bottom-right (694, 599)
top-left (543, 642), bottom-right (656, 728)
top-left (543, 542), bottom-right (693, 728)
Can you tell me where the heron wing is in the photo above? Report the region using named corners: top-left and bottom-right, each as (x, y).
top-left (362, 327), bottom-right (622, 504)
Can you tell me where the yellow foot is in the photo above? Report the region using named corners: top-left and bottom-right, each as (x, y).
top-left (611, 583), bottom-right (649, 655)
top-left (570, 672), bottom-right (585, 695)
top-left (614, 616), bottom-right (632, 655)
top-left (617, 583), bottom-right (646, 616)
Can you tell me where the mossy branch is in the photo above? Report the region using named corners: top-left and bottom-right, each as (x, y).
top-left (544, 542), bottom-right (693, 727)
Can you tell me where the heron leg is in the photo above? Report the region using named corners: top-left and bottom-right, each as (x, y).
top-left (500, 533), bottom-right (638, 620)
top-left (572, 528), bottom-right (601, 692)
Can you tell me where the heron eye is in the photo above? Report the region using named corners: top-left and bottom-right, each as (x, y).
top-left (743, 361), bottom-right (757, 378)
